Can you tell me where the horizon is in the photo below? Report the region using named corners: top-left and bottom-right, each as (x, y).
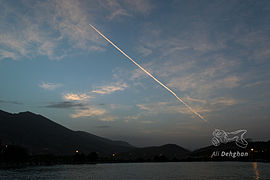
top-left (1, 0), bottom-right (270, 150)
top-left (1, 108), bottom-right (268, 152)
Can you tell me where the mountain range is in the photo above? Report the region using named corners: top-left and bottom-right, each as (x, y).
top-left (0, 109), bottom-right (133, 155)
top-left (1, 109), bottom-right (269, 162)
top-left (0, 109), bottom-right (190, 160)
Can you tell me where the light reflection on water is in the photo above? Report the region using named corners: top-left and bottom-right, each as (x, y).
top-left (253, 162), bottom-right (260, 180)
top-left (0, 162), bottom-right (269, 180)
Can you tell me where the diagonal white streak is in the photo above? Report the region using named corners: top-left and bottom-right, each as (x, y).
top-left (89, 24), bottom-right (206, 122)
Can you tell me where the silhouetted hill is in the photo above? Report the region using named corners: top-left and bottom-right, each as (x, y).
top-left (192, 141), bottom-right (270, 156)
top-left (118, 144), bottom-right (190, 161)
top-left (0, 109), bottom-right (133, 155)
top-left (2, 109), bottom-right (268, 163)
top-left (191, 140), bottom-right (270, 161)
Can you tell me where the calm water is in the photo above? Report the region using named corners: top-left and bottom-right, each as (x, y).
top-left (0, 162), bottom-right (269, 180)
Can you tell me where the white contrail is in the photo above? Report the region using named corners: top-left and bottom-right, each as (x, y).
top-left (89, 24), bottom-right (206, 122)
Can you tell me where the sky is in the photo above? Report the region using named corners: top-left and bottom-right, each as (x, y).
top-left (0, 0), bottom-right (270, 150)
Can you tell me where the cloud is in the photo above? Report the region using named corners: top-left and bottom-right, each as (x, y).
top-left (130, 63), bottom-right (154, 80)
top-left (213, 76), bottom-right (240, 89)
top-left (124, 115), bottom-right (140, 122)
top-left (108, 9), bottom-right (131, 20)
top-left (168, 75), bottom-right (197, 92)
top-left (39, 82), bottom-right (62, 90)
top-left (130, 68), bottom-right (147, 81)
top-left (92, 82), bottom-right (128, 95)
top-left (99, 0), bottom-right (153, 20)
top-left (168, 74), bottom-right (240, 95)
top-left (49, 0), bottom-right (103, 51)
top-left (135, 98), bottom-right (238, 118)
top-left (99, 0), bottom-right (130, 20)
top-left (210, 97), bottom-right (238, 106)
top-left (0, 49), bottom-right (18, 60)
top-left (137, 104), bottom-right (152, 111)
top-left (137, 101), bottom-right (211, 118)
top-left (135, 97), bottom-right (239, 119)
top-left (100, 115), bottom-right (118, 122)
top-left (114, 49), bottom-right (241, 101)
top-left (236, 30), bottom-right (270, 63)
top-left (63, 93), bottom-right (91, 101)
top-left (136, 46), bottom-right (152, 57)
top-left (244, 80), bottom-right (270, 88)
top-left (0, 10), bottom-right (64, 60)
top-left (137, 102), bottom-right (172, 115)
top-left (0, 0), bottom-right (154, 61)
top-left (69, 104), bottom-right (118, 121)
top-left (124, 0), bottom-right (153, 14)
top-left (45, 101), bottom-right (84, 108)
top-left (70, 107), bottom-right (106, 118)
top-left (0, 0), bottom-right (106, 60)
top-left (185, 96), bottom-right (207, 104)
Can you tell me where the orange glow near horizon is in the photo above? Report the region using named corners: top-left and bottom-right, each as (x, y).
top-left (252, 162), bottom-right (260, 180)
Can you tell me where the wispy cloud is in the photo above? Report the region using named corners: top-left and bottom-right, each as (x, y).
top-left (167, 72), bottom-right (240, 93)
top-left (136, 96), bottom-right (239, 119)
top-left (99, 0), bottom-right (153, 20)
top-left (70, 107), bottom-right (106, 118)
top-left (99, 0), bottom-right (130, 20)
top-left (114, 49), bottom-right (241, 100)
top-left (236, 31), bottom-right (270, 63)
top-left (210, 97), bottom-right (238, 106)
top-left (45, 101), bottom-right (84, 108)
top-left (0, 12), bottom-right (64, 60)
top-left (0, 49), bottom-right (18, 60)
top-left (0, 0), bottom-right (106, 60)
top-left (137, 101), bottom-right (212, 118)
top-left (124, 0), bottom-right (153, 15)
top-left (0, 0), bottom-right (153, 61)
top-left (124, 115), bottom-right (140, 122)
top-left (49, 0), bottom-right (104, 51)
top-left (39, 82), bottom-right (62, 90)
top-left (212, 76), bottom-right (240, 89)
top-left (136, 104), bottom-right (152, 111)
top-left (244, 80), bottom-right (270, 88)
top-left (63, 93), bottom-right (91, 101)
top-left (108, 9), bottom-right (131, 20)
top-left (185, 96), bottom-right (207, 104)
top-left (100, 115), bottom-right (118, 122)
top-left (130, 63), bottom-right (153, 80)
top-left (136, 46), bottom-right (152, 57)
top-left (0, 0), bottom-right (155, 60)
top-left (92, 82), bottom-right (128, 95)
top-left (137, 102), bottom-right (174, 115)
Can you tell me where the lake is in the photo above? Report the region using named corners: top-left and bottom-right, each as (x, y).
top-left (0, 162), bottom-right (269, 179)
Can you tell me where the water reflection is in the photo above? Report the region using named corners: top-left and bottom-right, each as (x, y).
top-left (1, 162), bottom-right (269, 180)
top-left (252, 162), bottom-right (259, 180)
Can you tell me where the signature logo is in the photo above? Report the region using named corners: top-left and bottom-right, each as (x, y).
top-left (211, 129), bottom-right (248, 148)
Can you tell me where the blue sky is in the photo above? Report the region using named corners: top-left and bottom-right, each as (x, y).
top-left (0, 0), bottom-right (270, 149)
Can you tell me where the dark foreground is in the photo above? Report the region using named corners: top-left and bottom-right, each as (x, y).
top-left (1, 109), bottom-right (269, 169)
top-left (0, 162), bottom-right (270, 180)
top-left (0, 142), bottom-right (270, 169)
